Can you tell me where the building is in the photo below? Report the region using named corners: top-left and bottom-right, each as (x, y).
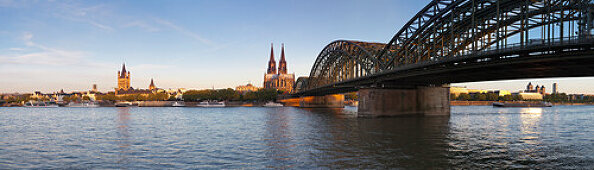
top-left (149, 78), bottom-right (157, 90)
top-left (117, 64), bottom-right (131, 91)
top-left (236, 83), bottom-right (260, 94)
top-left (115, 63), bottom-right (157, 95)
top-left (514, 92), bottom-right (543, 100)
top-left (524, 82), bottom-right (546, 95)
top-left (552, 83), bottom-right (558, 94)
top-left (263, 43), bottom-right (295, 93)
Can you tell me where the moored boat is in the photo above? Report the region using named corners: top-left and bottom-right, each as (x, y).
top-left (196, 101), bottom-right (225, 107)
top-left (115, 101), bottom-right (134, 107)
top-left (493, 101), bottom-right (552, 107)
top-left (172, 101), bottom-right (186, 107)
top-left (263, 101), bottom-right (283, 107)
top-left (67, 101), bottom-right (100, 107)
top-left (24, 101), bottom-right (59, 108)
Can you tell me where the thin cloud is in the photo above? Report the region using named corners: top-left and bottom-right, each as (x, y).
top-left (124, 20), bottom-right (160, 32)
top-left (0, 32), bottom-right (86, 66)
top-left (8, 48), bottom-right (25, 51)
top-left (154, 18), bottom-right (214, 46)
top-left (51, 3), bottom-right (115, 31)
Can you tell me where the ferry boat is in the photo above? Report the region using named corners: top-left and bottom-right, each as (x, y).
top-left (493, 101), bottom-right (552, 107)
top-left (24, 101), bottom-right (59, 108)
top-left (66, 101), bottom-right (100, 108)
top-left (263, 101), bottom-right (283, 107)
top-left (115, 101), bottom-right (134, 107)
top-left (196, 101), bottom-right (225, 107)
top-left (172, 101), bottom-right (186, 107)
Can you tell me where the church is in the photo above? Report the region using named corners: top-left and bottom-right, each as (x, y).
top-left (115, 63), bottom-right (158, 95)
top-left (264, 43), bottom-right (295, 93)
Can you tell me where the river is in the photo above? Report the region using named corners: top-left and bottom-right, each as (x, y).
top-left (0, 106), bottom-right (592, 169)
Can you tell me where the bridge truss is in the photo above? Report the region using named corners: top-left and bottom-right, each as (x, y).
top-left (297, 0), bottom-right (594, 94)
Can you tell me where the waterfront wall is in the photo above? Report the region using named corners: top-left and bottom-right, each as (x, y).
top-left (451, 101), bottom-right (594, 106)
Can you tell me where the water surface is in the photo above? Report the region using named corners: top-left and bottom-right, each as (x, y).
top-left (0, 106), bottom-right (592, 169)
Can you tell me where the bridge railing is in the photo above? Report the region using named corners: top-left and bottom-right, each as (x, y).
top-left (453, 36), bottom-right (594, 61)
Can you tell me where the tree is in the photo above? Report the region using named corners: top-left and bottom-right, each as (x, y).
top-left (457, 93), bottom-right (471, 101)
top-left (501, 95), bottom-right (513, 101)
top-left (486, 93), bottom-right (499, 101)
top-left (82, 96), bottom-right (91, 101)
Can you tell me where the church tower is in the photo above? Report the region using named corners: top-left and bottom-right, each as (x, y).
top-left (117, 63), bottom-right (131, 90)
top-left (278, 44), bottom-right (287, 74)
top-left (149, 78), bottom-right (156, 90)
top-left (266, 43), bottom-right (277, 74)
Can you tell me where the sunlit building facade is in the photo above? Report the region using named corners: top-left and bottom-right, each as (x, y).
top-left (263, 43), bottom-right (295, 93)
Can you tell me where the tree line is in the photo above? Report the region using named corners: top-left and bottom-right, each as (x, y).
top-left (182, 88), bottom-right (278, 102)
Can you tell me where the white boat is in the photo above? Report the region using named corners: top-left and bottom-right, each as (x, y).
top-left (115, 101), bottom-right (133, 107)
top-left (263, 101), bottom-right (283, 107)
top-left (196, 101), bottom-right (225, 107)
top-left (24, 101), bottom-right (59, 108)
top-left (172, 101), bottom-right (186, 107)
top-left (67, 101), bottom-right (100, 107)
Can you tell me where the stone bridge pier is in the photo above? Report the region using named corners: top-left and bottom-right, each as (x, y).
top-left (357, 85), bottom-right (450, 117)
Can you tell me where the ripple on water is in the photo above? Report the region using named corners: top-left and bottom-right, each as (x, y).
top-left (0, 106), bottom-right (593, 168)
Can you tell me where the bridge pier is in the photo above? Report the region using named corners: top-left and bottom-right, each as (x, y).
top-left (358, 85), bottom-right (450, 117)
top-left (299, 94), bottom-right (345, 108)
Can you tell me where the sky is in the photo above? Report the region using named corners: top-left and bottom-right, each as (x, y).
top-left (0, 0), bottom-right (593, 94)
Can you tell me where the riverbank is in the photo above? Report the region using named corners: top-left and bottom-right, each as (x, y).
top-left (451, 101), bottom-right (594, 106)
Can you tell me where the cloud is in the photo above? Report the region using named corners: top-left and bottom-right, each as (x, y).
top-left (0, 32), bottom-right (86, 66)
top-left (51, 3), bottom-right (114, 31)
top-left (124, 20), bottom-right (160, 32)
top-left (8, 48), bottom-right (25, 51)
top-left (154, 18), bottom-right (214, 46)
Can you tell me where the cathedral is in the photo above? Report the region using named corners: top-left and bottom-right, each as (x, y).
top-left (264, 43), bottom-right (295, 93)
top-left (115, 63), bottom-right (158, 95)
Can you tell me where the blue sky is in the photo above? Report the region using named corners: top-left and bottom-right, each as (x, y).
top-left (0, 0), bottom-right (593, 94)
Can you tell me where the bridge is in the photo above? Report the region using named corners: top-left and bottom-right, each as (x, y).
top-left (288, 0), bottom-right (594, 117)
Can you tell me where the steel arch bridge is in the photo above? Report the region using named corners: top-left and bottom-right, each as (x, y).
top-left (295, 0), bottom-right (594, 96)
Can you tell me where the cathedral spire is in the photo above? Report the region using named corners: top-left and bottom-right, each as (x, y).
top-left (278, 43), bottom-right (287, 74)
top-left (120, 63), bottom-right (128, 78)
top-left (149, 78), bottom-right (156, 90)
top-left (267, 43), bottom-right (277, 74)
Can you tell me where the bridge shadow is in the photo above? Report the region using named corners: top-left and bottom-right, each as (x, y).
top-left (278, 107), bottom-right (453, 168)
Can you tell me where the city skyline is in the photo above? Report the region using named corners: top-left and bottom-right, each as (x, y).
top-left (1, 0), bottom-right (594, 94)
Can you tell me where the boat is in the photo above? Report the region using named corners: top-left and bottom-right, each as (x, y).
top-left (493, 101), bottom-right (552, 107)
top-left (263, 101), bottom-right (283, 107)
top-left (66, 101), bottom-right (100, 107)
top-left (24, 101), bottom-right (59, 108)
top-left (196, 101), bottom-right (225, 107)
top-left (115, 101), bottom-right (133, 107)
top-left (172, 101), bottom-right (186, 107)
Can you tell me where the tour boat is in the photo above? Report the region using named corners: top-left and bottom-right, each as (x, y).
top-left (115, 101), bottom-right (133, 107)
top-left (493, 101), bottom-right (552, 107)
top-left (172, 101), bottom-right (186, 107)
top-left (66, 101), bottom-right (100, 108)
top-left (24, 101), bottom-right (59, 108)
top-left (263, 101), bottom-right (283, 107)
top-left (196, 101), bottom-right (225, 107)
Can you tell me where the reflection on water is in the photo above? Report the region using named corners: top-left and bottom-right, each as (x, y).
top-left (264, 108), bottom-right (294, 169)
top-left (0, 106), bottom-right (592, 169)
top-left (116, 107), bottom-right (131, 165)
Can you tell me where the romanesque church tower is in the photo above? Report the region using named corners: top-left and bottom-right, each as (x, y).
top-left (117, 63), bottom-right (131, 90)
